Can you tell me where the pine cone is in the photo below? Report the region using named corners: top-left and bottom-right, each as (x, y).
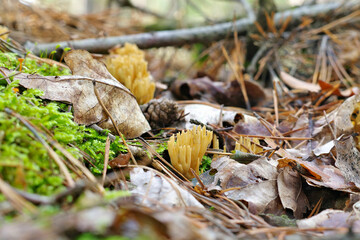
top-left (141, 99), bottom-right (183, 129)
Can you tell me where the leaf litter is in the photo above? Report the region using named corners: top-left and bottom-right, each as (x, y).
top-left (3, 1), bottom-right (360, 239)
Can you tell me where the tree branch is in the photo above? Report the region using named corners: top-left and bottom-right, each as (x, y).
top-left (25, 1), bottom-right (359, 55)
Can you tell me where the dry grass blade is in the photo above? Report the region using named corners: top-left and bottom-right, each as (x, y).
top-left (102, 135), bottom-right (111, 186)
top-left (253, 112), bottom-right (293, 148)
top-left (221, 45), bottom-right (251, 110)
top-left (0, 177), bottom-right (37, 214)
top-left (29, 123), bottom-right (104, 193)
top-left (310, 10), bottom-right (360, 35)
top-left (254, 21), bottom-right (268, 38)
top-left (327, 45), bottom-right (354, 87)
top-left (48, 140), bottom-right (104, 193)
top-left (308, 196), bottom-right (323, 218)
top-left (312, 36), bottom-right (326, 84)
top-left (278, 16), bottom-right (292, 36)
top-left (265, 11), bottom-right (277, 36)
top-left (273, 89), bottom-right (279, 126)
top-left (314, 82), bottom-right (340, 107)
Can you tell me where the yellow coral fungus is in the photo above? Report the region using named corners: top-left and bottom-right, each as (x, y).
top-left (106, 43), bottom-right (155, 105)
top-left (212, 135), bottom-right (226, 158)
top-left (168, 126), bottom-right (213, 179)
top-left (235, 136), bottom-right (262, 154)
top-left (0, 25), bottom-right (9, 40)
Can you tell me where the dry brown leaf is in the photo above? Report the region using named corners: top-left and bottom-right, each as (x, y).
top-left (234, 115), bottom-right (271, 136)
top-left (334, 136), bottom-right (360, 188)
top-left (171, 77), bottom-right (265, 108)
top-left (128, 168), bottom-right (203, 208)
top-left (208, 157), bottom-right (278, 214)
top-left (297, 209), bottom-right (348, 229)
top-left (2, 50), bottom-right (150, 138)
top-left (277, 157), bottom-right (354, 191)
top-left (228, 180), bottom-right (278, 214)
top-left (64, 50), bottom-right (150, 137)
top-left (302, 162), bottom-right (353, 191)
top-left (318, 80), bottom-right (359, 97)
top-left (334, 94), bottom-right (360, 136)
top-left (277, 167), bottom-right (309, 219)
top-left (297, 209), bottom-right (360, 235)
top-left (277, 158), bottom-right (321, 181)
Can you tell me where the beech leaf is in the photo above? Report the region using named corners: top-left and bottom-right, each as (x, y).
top-left (208, 156), bottom-right (279, 214)
top-left (3, 49), bottom-right (151, 138)
top-left (277, 167), bottom-right (309, 218)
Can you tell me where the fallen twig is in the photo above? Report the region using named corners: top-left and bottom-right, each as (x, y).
top-left (25, 1), bottom-right (360, 55)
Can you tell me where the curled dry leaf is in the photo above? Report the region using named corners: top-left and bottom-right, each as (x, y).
top-left (208, 156), bottom-right (279, 214)
top-left (297, 209), bottom-right (360, 235)
top-left (64, 50), bottom-right (150, 138)
top-left (277, 167), bottom-right (309, 219)
top-left (334, 94), bottom-right (360, 136)
top-left (171, 77), bottom-right (265, 108)
top-left (2, 49), bottom-right (151, 138)
top-left (330, 95), bottom-right (360, 188)
top-left (334, 135), bottom-right (360, 188)
top-left (128, 168), bottom-right (203, 208)
top-left (234, 114), bottom-right (271, 136)
top-left (313, 140), bottom-right (335, 156)
top-left (277, 157), bottom-right (353, 191)
top-left (318, 80), bottom-right (359, 97)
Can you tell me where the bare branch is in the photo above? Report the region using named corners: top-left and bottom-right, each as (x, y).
top-left (25, 1), bottom-right (359, 55)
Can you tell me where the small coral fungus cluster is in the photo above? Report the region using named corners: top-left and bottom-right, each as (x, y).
top-left (168, 126), bottom-right (213, 179)
top-left (106, 43), bottom-right (155, 105)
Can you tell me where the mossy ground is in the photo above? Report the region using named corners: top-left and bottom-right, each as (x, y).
top-left (0, 52), bottom-right (127, 196)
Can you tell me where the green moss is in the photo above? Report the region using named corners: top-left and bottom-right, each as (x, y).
top-left (78, 129), bottom-right (127, 174)
top-left (155, 142), bottom-right (167, 155)
top-left (0, 52), bottom-right (71, 76)
top-left (200, 155), bottom-right (212, 173)
top-left (0, 53), bottom-right (127, 196)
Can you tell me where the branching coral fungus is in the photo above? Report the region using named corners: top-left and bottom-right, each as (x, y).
top-left (0, 25), bottom-right (9, 40)
top-left (235, 136), bottom-right (262, 154)
top-left (168, 126), bottom-right (213, 179)
top-left (106, 43), bottom-right (155, 105)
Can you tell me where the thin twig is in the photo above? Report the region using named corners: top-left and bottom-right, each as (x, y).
top-left (233, 132), bottom-right (312, 141)
top-left (25, 1), bottom-right (360, 54)
top-left (0, 177), bottom-right (37, 214)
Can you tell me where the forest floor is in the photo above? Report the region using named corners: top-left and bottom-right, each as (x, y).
top-left (1, 1), bottom-right (360, 239)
